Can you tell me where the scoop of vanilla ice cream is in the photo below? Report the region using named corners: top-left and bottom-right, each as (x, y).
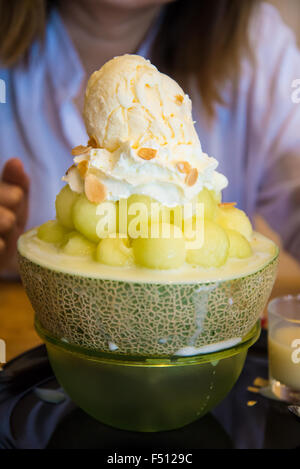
top-left (84, 54), bottom-right (199, 153)
top-left (64, 55), bottom-right (228, 206)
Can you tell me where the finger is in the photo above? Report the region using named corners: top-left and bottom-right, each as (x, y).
top-left (2, 158), bottom-right (30, 193)
top-left (0, 237), bottom-right (5, 254)
top-left (0, 182), bottom-right (24, 210)
top-left (0, 206), bottom-right (16, 234)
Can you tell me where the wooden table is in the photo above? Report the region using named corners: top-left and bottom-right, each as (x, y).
top-left (0, 280), bottom-right (41, 363)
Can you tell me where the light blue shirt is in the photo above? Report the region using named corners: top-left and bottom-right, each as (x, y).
top-left (0, 3), bottom-right (300, 260)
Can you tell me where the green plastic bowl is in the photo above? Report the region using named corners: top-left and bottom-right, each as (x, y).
top-left (36, 319), bottom-right (260, 432)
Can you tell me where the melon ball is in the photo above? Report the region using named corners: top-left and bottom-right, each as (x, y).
top-left (209, 190), bottom-right (222, 204)
top-left (226, 229), bottom-right (252, 259)
top-left (197, 188), bottom-right (218, 220)
top-left (96, 237), bottom-right (133, 267)
top-left (183, 215), bottom-right (205, 243)
top-left (186, 219), bottom-right (229, 268)
top-left (61, 232), bottom-right (96, 257)
top-left (216, 206), bottom-right (253, 241)
top-left (37, 220), bottom-right (69, 245)
top-left (132, 222), bottom-right (186, 270)
top-left (55, 185), bottom-right (80, 229)
top-left (160, 193), bottom-right (209, 232)
top-left (126, 194), bottom-right (160, 230)
top-left (72, 194), bottom-right (118, 242)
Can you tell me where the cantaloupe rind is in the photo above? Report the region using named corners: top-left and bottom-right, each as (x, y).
top-left (18, 249), bottom-right (278, 357)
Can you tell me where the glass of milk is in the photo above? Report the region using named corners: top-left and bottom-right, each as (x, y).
top-left (268, 295), bottom-right (300, 403)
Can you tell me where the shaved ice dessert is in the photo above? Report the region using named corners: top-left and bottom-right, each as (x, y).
top-left (18, 55), bottom-right (278, 431)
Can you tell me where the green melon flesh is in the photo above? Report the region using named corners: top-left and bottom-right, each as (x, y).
top-left (96, 237), bottom-right (133, 267)
top-left (216, 206), bottom-right (253, 241)
top-left (55, 185), bottom-right (79, 229)
top-left (37, 220), bottom-right (69, 245)
top-left (72, 195), bottom-right (118, 242)
top-left (226, 229), bottom-right (252, 259)
top-left (61, 232), bottom-right (96, 257)
top-left (186, 219), bottom-right (229, 268)
top-left (132, 223), bottom-right (186, 270)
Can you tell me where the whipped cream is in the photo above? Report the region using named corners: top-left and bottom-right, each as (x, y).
top-left (64, 143), bottom-right (227, 207)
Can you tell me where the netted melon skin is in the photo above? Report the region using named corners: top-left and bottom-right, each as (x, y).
top-left (18, 254), bottom-right (278, 356)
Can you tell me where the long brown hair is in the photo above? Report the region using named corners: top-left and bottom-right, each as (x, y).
top-left (0, 0), bottom-right (260, 116)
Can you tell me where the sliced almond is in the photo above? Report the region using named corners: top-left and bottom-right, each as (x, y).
top-left (87, 136), bottom-right (99, 148)
top-left (176, 161), bottom-right (192, 174)
top-left (253, 377), bottom-right (269, 388)
top-left (247, 401), bottom-right (257, 408)
top-left (175, 94), bottom-right (184, 105)
top-left (71, 145), bottom-right (91, 156)
top-left (84, 174), bottom-right (107, 204)
top-left (65, 164), bottom-right (76, 176)
top-left (63, 165), bottom-right (84, 193)
top-left (185, 168), bottom-right (198, 187)
top-left (137, 148), bottom-right (157, 160)
top-left (247, 386), bottom-right (259, 394)
top-left (77, 160), bottom-right (88, 178)
top-left (219, 202), bottom-right (237, 209)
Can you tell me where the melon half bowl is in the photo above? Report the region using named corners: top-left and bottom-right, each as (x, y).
top-left (18, 229), bottom-right (278, 432)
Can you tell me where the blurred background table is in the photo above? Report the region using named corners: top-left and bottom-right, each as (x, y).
top-left (0, 280), bottom-right (41, 362)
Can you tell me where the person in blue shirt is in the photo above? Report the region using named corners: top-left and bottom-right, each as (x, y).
top-left (0, 0), bottom-right (300, 277)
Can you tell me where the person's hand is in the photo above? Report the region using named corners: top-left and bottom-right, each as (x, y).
top-left (0, 158), bottom-right (30, 271)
